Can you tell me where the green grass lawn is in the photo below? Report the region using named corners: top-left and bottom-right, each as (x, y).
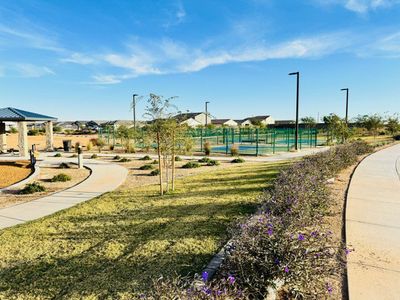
top-left (0, 161), bottom-right (286, 299)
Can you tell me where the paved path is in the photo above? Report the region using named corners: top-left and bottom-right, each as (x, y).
top-left (0, 155), bottom-right (128, 230)
top-left (346, 143), bottom-right (400, 300)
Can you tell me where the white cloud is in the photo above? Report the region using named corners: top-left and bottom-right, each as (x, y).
top-left (91, 74), bottom-right (122, 85)
top-left (15, 64), bottom-right (55, 78)
top-left (313, 0), bottom-right (399, 13)
top-left (87, 33), bottom-right (349, 84)
top-left (0, 24), bottom-right (64, 52)
top-left (179, 34), bottom-right (349, 72)
top-left (61, 53), bottom-right (96, 65)
top-left (163, 2), bottom-right (187, 28)
top-left (358, 31), bottom-right (400, 57)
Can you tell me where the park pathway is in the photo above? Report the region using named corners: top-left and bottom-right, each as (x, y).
top-left (346, 143), bottom-right (400, 300)
top-left (0, 155), bottom-right (128, 230)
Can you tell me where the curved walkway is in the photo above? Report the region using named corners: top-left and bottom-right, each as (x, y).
top-left (346, 143), bottom-right (400, 300)
top-left (0, 154), bottom-right (128, 230)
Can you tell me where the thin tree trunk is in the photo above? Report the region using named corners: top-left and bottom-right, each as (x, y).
top-left (157, 132), bottom-right (163, 196)
top-left (165, 154), bottom-right (169, 193)
top-left (172, 132), bottom-right (176, 191)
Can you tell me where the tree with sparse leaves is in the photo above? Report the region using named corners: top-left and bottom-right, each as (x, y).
top-left (144, 93), bottom-right (177, 195)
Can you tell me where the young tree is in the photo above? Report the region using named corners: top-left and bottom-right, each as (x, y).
top-left (144, 94), bottom-right (177, 196)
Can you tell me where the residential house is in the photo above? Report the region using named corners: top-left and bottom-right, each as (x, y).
top-left (242, 115), bottom-right (275, 126)
top-left (211, 119), bottom-right (238, 127)
top-left (174, 112), bottom-right (211, 127)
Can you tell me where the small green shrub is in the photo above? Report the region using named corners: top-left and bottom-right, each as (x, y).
top-left (54, 153), bottom-right (62, 157)
top-left (118, 158), bottom-right (131, 163)
top-left (182, 161), bottom-right (200, 169)
top-left (139, 155), bottom-right (152, 161)
top-left (151, 159), bottom-right (158, 164)
top-left (58, 162), bottom-right (70, 169)
top-left (139, 164), bottom-right (153, 170)
top-left (113, 155), bottom-right (121, 160)
top-left (204, 141), bottom-right (211, 156)
top-left (231, 158), bottom-right (245, 163)
top-left (207, 160), bottom-right (220, 166)
top-left (198, 157), bottom-right (211, 163)
top-left (149, 169), bottom-right (160, 176)
top-left (28, 129), bottom-right (40, 136)
top-left (174, 156), bottom-right (182, 161)
top-left (51, 173), bottom-right (71, 182)
top-left (19, 182), bottom-right (45, 194)
top-left (91, 154), bottom-right (98, 159)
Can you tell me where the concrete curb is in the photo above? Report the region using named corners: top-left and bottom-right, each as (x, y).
top-left (0, 164), bottom-right (40, 193)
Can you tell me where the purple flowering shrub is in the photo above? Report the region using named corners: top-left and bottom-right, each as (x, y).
top-left (147, 141), bottom-right (372, 299)
top-left (217, 141), bottom-right (372, 298)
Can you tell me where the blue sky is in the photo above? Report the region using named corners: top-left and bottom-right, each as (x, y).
top-left (0, 0), bottom-right (400, 121)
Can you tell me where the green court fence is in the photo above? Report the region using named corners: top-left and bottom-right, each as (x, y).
top-left (187, 127), bottom-right (319, 156)
top-left (100, 126), bottom-right (321, 156)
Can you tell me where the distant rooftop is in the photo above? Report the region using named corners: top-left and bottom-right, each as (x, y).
top-left (0, 107), bottom-right (57, 122)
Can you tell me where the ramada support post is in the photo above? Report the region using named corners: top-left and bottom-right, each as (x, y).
top-left (45, 121), bottom-right (54, 151)
top-left (0, 122), bottom-right (6, 153)
top-left (18, 121), bottom-right (28, 157)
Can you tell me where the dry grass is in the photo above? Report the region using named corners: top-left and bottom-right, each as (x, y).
top-left (0, 161), bottom-right (32, 188)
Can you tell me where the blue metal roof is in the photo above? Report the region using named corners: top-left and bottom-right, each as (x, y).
top-left (0, 107), bottom-right (57, 121)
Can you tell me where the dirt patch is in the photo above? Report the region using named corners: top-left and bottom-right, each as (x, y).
top-left (0, 161), bottom-right (32, 188)
top-left (0, 164), bottom-right (90, 209)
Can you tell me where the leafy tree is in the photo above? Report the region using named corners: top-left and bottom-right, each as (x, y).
top-left (386, 114), bottom-right (400, 136)
top-left (250, 119), bottom-right (263, 127)
top-left (301, 116), bottom-right (316, 128)
top-left (355, 114), bottom-right (384, 139)
top-left (53, 126), bottom-right (63, 133)
top-left (323, 114), bottom-right (349, 144)
top-left (116, 125), bottom-right (136, 152)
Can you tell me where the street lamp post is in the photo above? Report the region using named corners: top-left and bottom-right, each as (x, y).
top-left (341, 88), bottom-right (349, 125)
top-left (289, 72), bottom-right (300, 151)
top-left (132, 93), bottom-right (138, 131)
top-left (205, 101), bottom-right (210, 126)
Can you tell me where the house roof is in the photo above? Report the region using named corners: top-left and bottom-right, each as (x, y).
top-left (211, 119), bottom-right (234, 125)
top-left (245, 115), bottom-right (271, 121)
top-left (174, 112), bottom-right (204, 122)
top-left (275, 120), bottom-right (295, 124)
top-left (0, 107), bottom-right (57, 122)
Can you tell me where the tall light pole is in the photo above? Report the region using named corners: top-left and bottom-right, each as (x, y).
top-left (132, 93), bottom-right (138, 131)
top-left (205, 101), bottom-right (210, 126)
top-left (289, 72), bottom-right (300, 151)
top-left (341, 88), bottom-right (349, 125)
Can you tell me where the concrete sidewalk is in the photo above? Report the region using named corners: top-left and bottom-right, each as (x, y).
top-left (346, 143), bottom-right (400, 300)
top-left (0, 156), bottom-right (128, 230)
